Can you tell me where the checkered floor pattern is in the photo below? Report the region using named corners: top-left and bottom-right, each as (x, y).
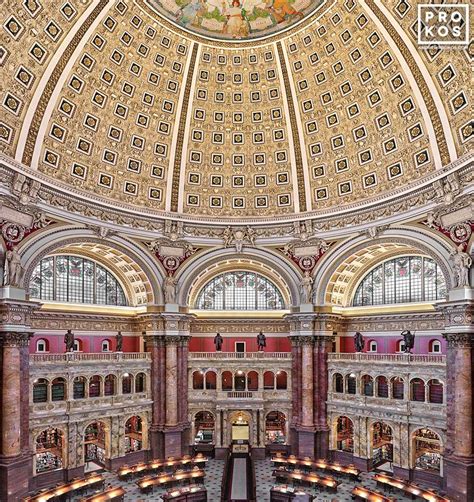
top-left (69, 458), bottom-right (444, 501)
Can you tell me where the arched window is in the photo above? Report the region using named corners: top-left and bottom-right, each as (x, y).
top-left (376, 376), bottom-right (389, 398)
top-left (193, 371), bottom-right (204, 390)
top-left (89, 375), bottom-right (102, 398)
top-left (135, 373), bottom-right (146, 393)
top-left (101, 340), bottom-right (110, 352)
top-left (368, 341), bottom-right (377, 352)
top-left (36, 339), bottom-right (48, 353)
top-left (73, 376), bottom-right (86, 399)
top-left (33, 379), bottom-right (49, 403)
top-left (391, 377), bottom-right (404, 400)
top-left (122, 373), bottom-right (133, 394)
top-left (428, 379), bottom-right (443, 404)
top-left (346, 374), bottom-right (357, 394)
top-left (195, 271), bottom-right (284, 310)
top-left (411, 378), bottom-right (425, 402)
top-left (51, 378), bottom-right (66, 401)
top-left (205, 371), bottom-right (217, 390)
top-left (73, 339), bottom-right (82, 352)
top-left (334, 373), bottom-right (344, 393)
top-left (30, 255), bottom-right (127, 306)
top-left (362, 375), bottom-right (374, 396)
top-left (396, 340), bottom-right (405, 353)
top-left (264, 371), bottom-right (275, 390)
top-left (429, 340), bottom-right (442, 354)
top-left (234, 371), bottom-right (246, 391)
top-left (353, 256), bottom-right (446, 306)
top-left (247, 371), bottom-right (258, 391)
top-left (276, 371), bottom-right (287, 390)
top-left (222, 371), bottom-right (232, 391)
top-left (104, 375), bottom-right (116, 396)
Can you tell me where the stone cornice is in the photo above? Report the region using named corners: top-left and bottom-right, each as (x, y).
top-left (0, 152), bottom-right (472, 232)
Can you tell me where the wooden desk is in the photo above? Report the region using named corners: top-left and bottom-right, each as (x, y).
top-left (272, 469), bottom-right (339, 493)
top-left (137, 469), bottom-right (206, 494)
top-left (352, 486), bottom-right (395, 502)
top-left (270, 485), bottom-right (314, 501)
top-left (24, 475), bottom-right (105, 502)
top-left (80, 487), bottom-right (125, 502)
top-left (118, 455), bottom-right (208, 479)
top-left (272, 455), bottom-right (361, 480)
top-left (373, 474), bottom-right (450, 501)
top-left (161, 484), bottom-right (207, 501)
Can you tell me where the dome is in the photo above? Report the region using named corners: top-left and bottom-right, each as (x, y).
top-left (0, 0), bottom-right (471, 223)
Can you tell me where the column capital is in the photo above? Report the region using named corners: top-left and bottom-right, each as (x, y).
top-left (436, 299), bottom-right (474, 332)
top-left (0, 332), bottom-right (31, 347)
top-left (443, 333), bottom-right (474, 349)
top-left (0, 298), bottom-right (41, 331)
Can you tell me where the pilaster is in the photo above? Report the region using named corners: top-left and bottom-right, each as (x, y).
top-left (438, 298), bottom-right (474, 501)
top-left (0, 294), bottom-right (40, 501)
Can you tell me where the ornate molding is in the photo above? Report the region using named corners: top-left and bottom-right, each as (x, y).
top-left (0, 331), bottom-right (31, 347)
top-left (443, 333), bottom-right (474, 349)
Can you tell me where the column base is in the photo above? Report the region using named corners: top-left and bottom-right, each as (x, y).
top-left (315, 429), bottom-right (329, 459)
top-left (293, 427), bottom-right (316, 458)
top-left (104, 450), bottom-right (147, 470)
top-left (30, 469), bottom-right (67, 492)
top-left (251, 447), bottom-right (266, 459)
top-left (443, 456), bottom-right (474, 501)
top-left (215, 447), bottom-right (229, 459)
top-left (0, 454), bottom-right (31, 501)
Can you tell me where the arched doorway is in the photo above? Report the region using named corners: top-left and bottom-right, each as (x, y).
top-left (35, 428), bottom-right (64, 474)
top-left (229, 411), bottom-right (251, 444)
top-left (125, 416), bottom-right (142, 453)
top-left (194, 411), bottom-right (215, 444)
top-left (84, 421), bottom-right (107, 471)
top-left (265, 411), bottom-right (286, 445)
top-left (371, 421), bottom-right (393, 470)
top-left (413, 428), bottom-right (442, 474)
top-left (335, 416), bottom-right (354, 453)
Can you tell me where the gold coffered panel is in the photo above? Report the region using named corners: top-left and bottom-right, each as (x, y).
top-left (0, 0), bottom-right (470, 220)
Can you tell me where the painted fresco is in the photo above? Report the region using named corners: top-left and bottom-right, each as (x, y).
top-left (147, 0), bottom-right (326, 40)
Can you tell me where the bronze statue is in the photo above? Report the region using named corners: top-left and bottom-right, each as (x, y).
top-left (401, 330), bottom-right (415, 353)
top-left (116, 331), bottom-right (123, 352)
top-left (214, 332), bottom-right (223, 351)
top-left (257, 331), bottom-right (266, 352)
top-left (64, 329), bottom-right (74, 352)
top-left (353, 331), bottom-right (365, 352)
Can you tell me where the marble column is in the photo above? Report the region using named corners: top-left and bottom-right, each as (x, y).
top-left (0, 296), bottom-right (39, 502)
top-left (301, 338), bottom-right (314, 427)
top-left (165, 337), bottom-right (179, 426)
top-left (438, 299), bottom-right (474, 502)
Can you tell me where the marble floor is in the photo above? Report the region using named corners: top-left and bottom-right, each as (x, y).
top-left (69, 457), bottom-right (443, 501)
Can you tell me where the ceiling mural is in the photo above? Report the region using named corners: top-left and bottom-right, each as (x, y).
top-left (146, 0), bottom-right (327, 41)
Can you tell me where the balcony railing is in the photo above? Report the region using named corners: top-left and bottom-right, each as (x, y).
top-left (328, 353), bottom-right (445, 364)
top-left (30, 352), bottom-right (151, 363)
top-left (189, 352), bottom-right (290, 359)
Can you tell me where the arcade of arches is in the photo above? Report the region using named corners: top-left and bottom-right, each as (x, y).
top-left (0, 0), bottom-right (473, 501)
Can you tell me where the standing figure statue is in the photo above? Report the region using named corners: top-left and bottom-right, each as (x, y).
top-left (64, 329), bottom-right (75, 352)
top-left (257, 331), bottom-right (267, 352)
top-left (3, 246), bottom-right (23, 287)
top-left (116, 331), bottom-right (123, 352)
top-left (164, 274), bottom-right (177, 304)
top-left (450, 244), bottom-right (472, 287)
top-left (401, 330), bottom-right (415, 353)
top-left (353, 331), bottom-right (365, 353)
top-left (299, 270), bottom-right (314, 304)
top-left (214, 332), bottom-right (223, 352)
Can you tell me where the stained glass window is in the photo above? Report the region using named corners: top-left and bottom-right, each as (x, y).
top-left (196, 271), bottom-right (284, 310)
top-left (30, 255), bottom-right (127, 306)
top-left (353, 256), bottom-right (446, 306)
